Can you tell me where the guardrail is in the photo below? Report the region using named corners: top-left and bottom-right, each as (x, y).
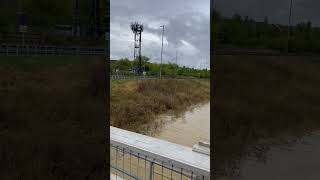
top-left (110, 126), bottom-right (210, 180)
top-left (0, 44), bottom-right (105, 56)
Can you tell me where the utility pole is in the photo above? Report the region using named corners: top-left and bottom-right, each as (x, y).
top-left (160, 25), bottom-right (164, 80)
top-left (174, 51), bottom-right (178, 93)
top-left (199, 63), bottom-right (202, 78)
top-left (199, 57), bottom-right (202, 78)
top-left (175, 50), bottom-right (178, 65)
top-left (95, 0), bottom-right (101, 38)
top-left (175, 50), bottom-right (178, 78)
top-left (72, 0), bottom-right (80, 37)
top-left (17, 0), bottom-right (27, 46)
top-left (287, 0), bottom-right (293, 54)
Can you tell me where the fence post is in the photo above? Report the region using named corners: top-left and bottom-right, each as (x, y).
top-left (195, 175), bottom-right (205, 180)
top-left (149, 162), bottom-right (154, 180)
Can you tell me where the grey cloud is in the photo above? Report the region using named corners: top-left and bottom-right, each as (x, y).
top-left (111, 0), bottom-right (210, 69)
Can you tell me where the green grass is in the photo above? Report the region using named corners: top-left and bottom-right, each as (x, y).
top-left (0, 56), bottom-right (106, 179)
top-left (213, 55), bottom-right (320, 177)
top-left (110, 79), bottom-right (210, 134)
top-left (110, 79), bottom-right (133, 85)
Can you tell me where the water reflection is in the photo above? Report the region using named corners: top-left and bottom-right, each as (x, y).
top-left (218, 131), bottom-right (320, 180)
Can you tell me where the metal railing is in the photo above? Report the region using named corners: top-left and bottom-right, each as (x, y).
top-left (0, 44), bottom-right (105, 56)
top-left (110, 127), bottom-right (210, 180)
top-left (110, 75), bottom-right (207, 81)
top-left (110, 75), bottom-right (158, 80)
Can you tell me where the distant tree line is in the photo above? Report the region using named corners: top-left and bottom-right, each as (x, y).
top-left (111, 57), bottom-right (210, 78)
top-left (212, 10), bottom-right (320, 53)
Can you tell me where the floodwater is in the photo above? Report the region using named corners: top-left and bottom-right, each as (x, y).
top-left (217, 131), bottom-right (320, 180)
top-left (154, 102), bottom-right (210, 147)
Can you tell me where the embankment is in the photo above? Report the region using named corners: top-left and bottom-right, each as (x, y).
top-left (110, 79), bottom-right (210, 134)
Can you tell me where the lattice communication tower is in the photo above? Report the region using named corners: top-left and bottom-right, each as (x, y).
top-left (130, 22), bottom-right (144, 73)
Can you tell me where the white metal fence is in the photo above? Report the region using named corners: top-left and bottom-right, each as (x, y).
top-left (109, 75), bottom-right (206, 81)
top-left (0, 44), bottom-right (105, 56)
top-left (110, 75), bottom-right (158, 80)
top-left (110, 127), bottom-right (210, 180)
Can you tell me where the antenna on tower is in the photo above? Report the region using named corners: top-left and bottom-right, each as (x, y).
top-left (130, 22), bottom-right (144, 74)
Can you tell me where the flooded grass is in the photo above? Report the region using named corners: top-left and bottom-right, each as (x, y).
top-left (213, 55), bottom-right (320, 177)
top-left (110, 79), bottom-right (210, 134)
top-left (0, 56), bottom-right (106, 179)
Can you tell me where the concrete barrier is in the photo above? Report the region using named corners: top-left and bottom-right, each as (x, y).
top-left (110, 126), bottom-right (210, 180)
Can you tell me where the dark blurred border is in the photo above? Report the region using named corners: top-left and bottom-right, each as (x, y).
top-left (210, 0), bottom-right (214, 178)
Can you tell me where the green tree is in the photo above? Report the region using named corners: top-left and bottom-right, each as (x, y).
top-left (115, 58), bottom-right (132, 71)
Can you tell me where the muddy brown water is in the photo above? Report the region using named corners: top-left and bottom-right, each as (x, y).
top-left (217, 131), bottom-right (320, 180)
top-left (154, 102), bottom-right (210, 147)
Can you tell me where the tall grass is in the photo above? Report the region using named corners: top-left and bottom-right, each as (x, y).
top-left (0, 56), bottom-right (107, 179)
top-left (213, 55), bottom-right (320, 176)
top-left (110, 79), bottom-right (210, 134)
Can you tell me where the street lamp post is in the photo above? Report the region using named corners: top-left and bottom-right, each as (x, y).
top-left (199, 61), bottom-right (202, 78)
top-left (160, 25), bottom-right (164, 80)
top-left (175, 50), bottom-right (178, 78)
top-left (287, 0), bottom-right (293, 54)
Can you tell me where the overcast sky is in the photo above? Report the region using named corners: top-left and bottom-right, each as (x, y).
top-left (110, 0), bottom-right (210, 69)
top-left (215, 0), bottom-right (320, 27)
